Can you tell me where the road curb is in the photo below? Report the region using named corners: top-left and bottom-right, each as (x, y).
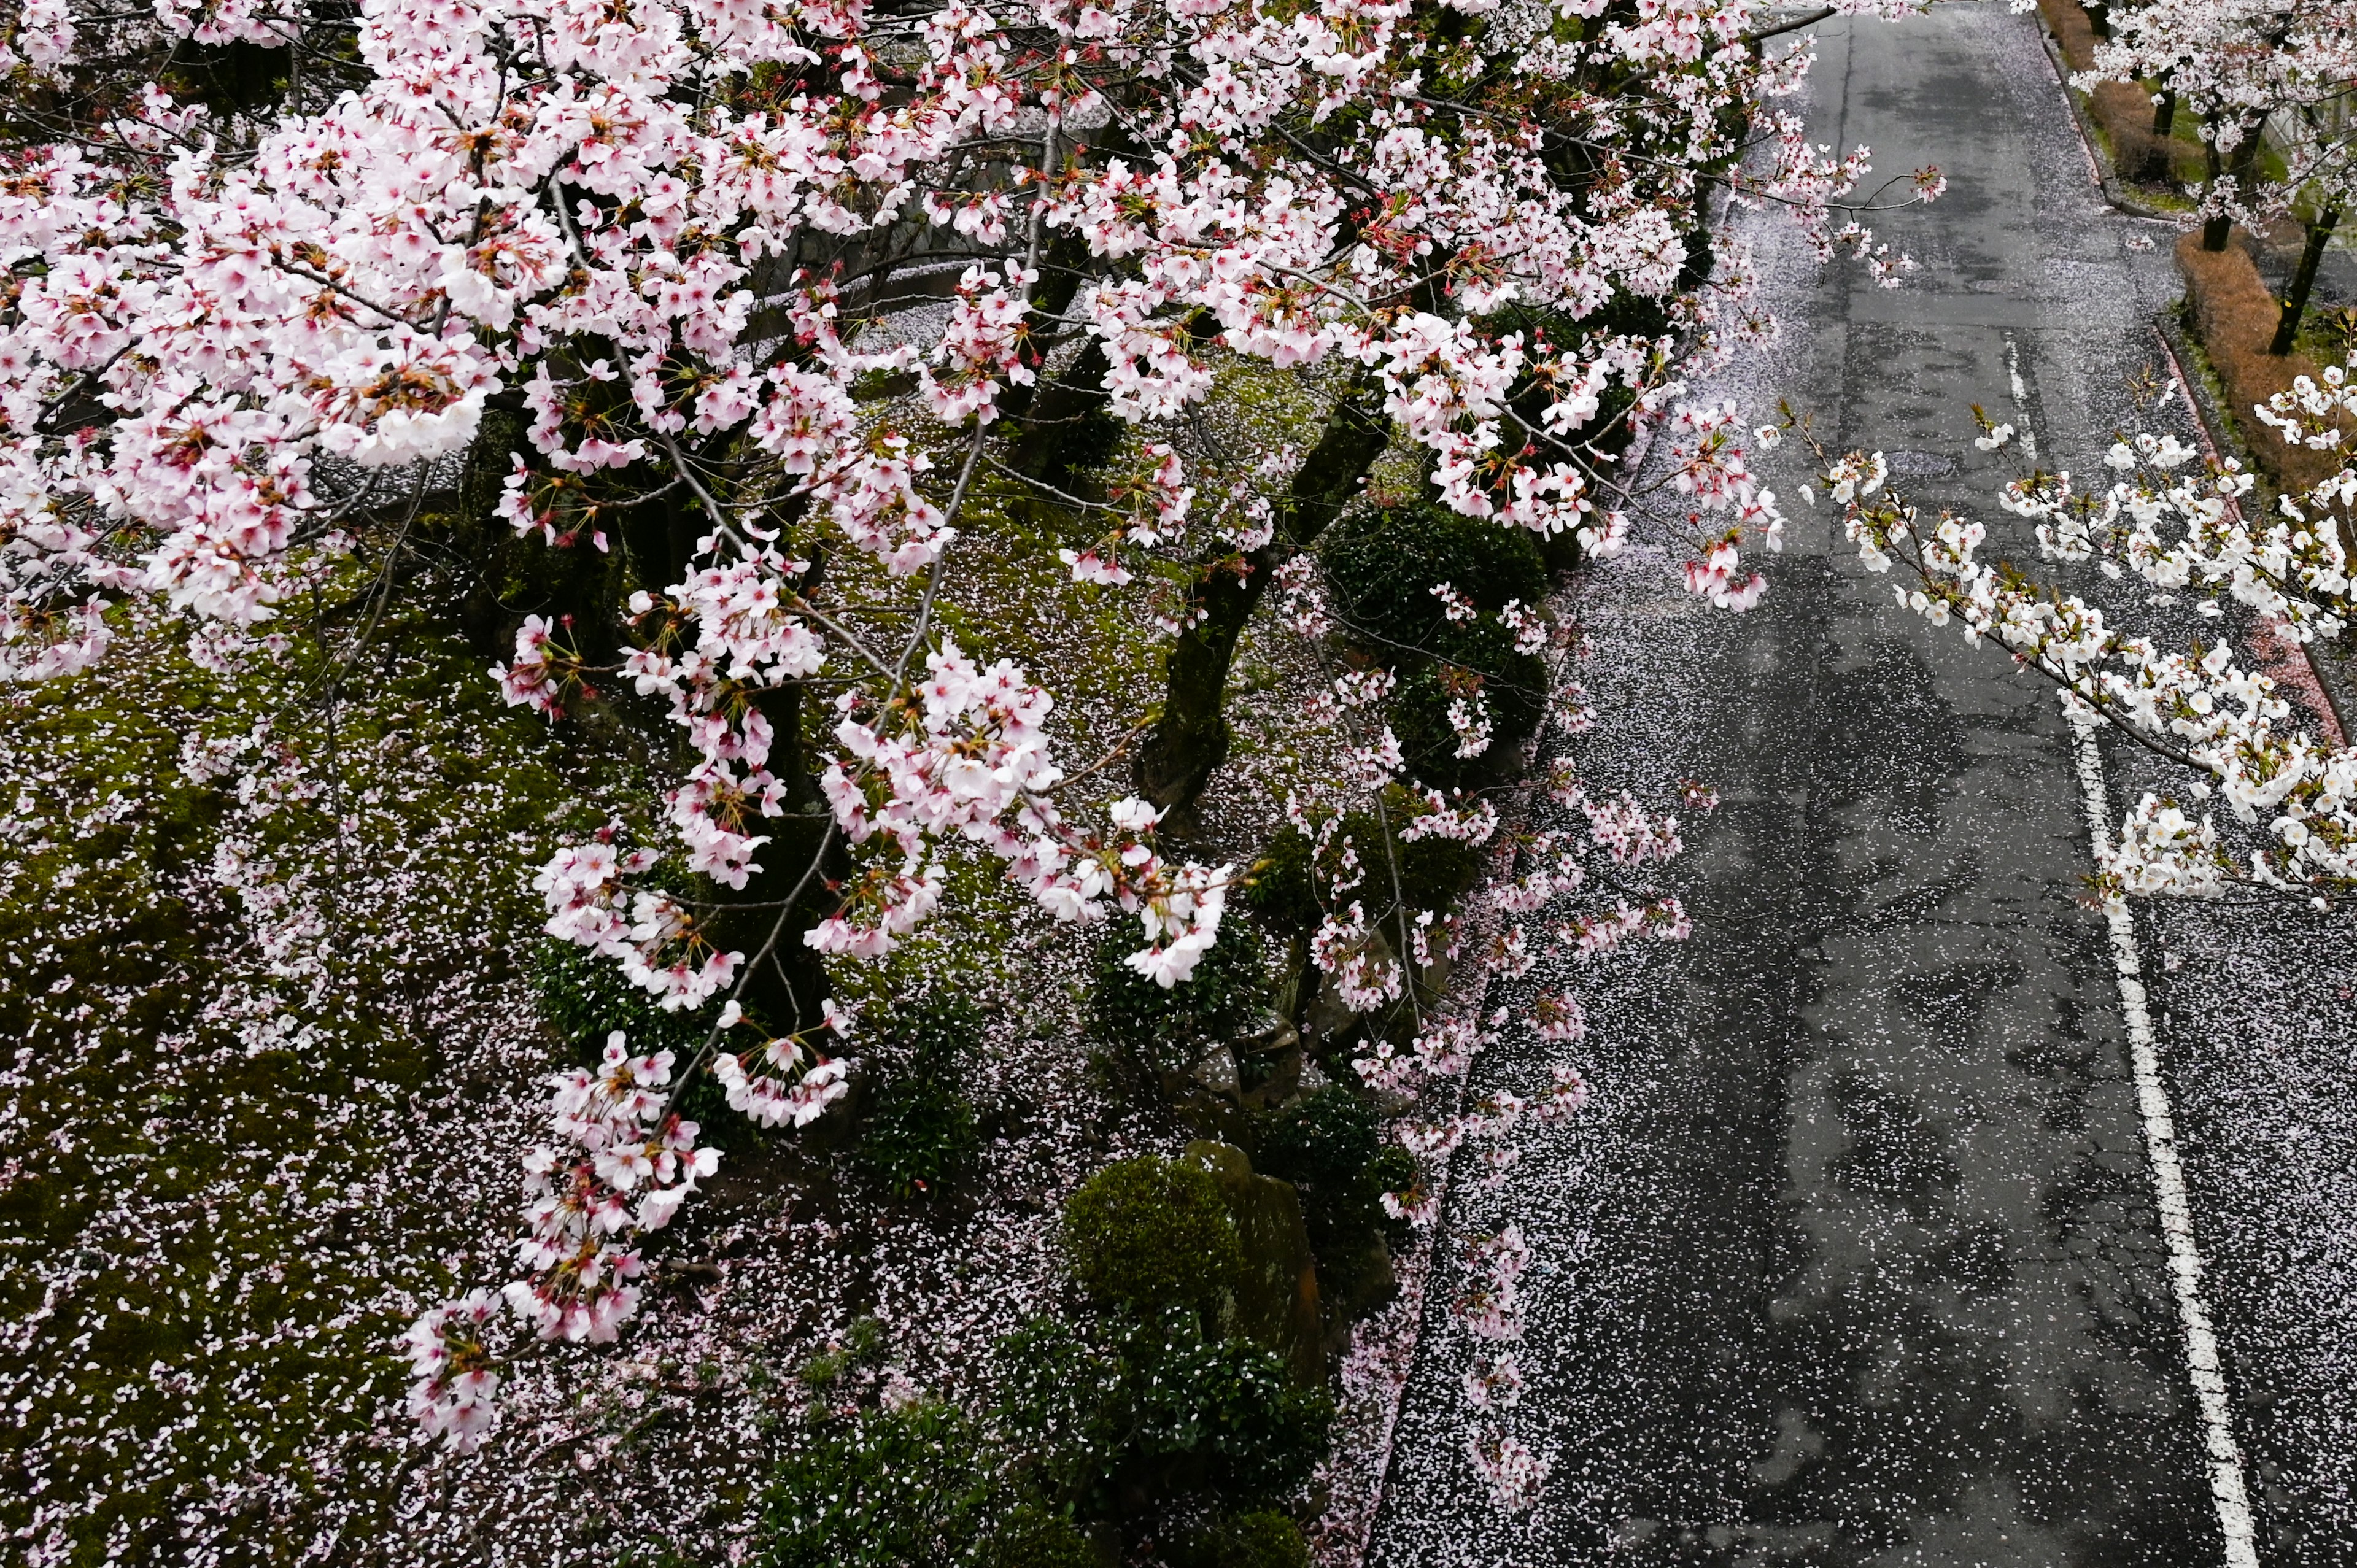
top-left (2149, 311), bottom-right (2355, 741)
top-left (2032, 25), bottom-right (2180, 225)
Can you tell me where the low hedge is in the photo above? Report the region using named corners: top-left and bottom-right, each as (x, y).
top-left (2175, 233), bottom-right (2339, 498)
top-left (2035, 0), bottom-right (2201, 187)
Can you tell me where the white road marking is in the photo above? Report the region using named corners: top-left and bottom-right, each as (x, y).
top-left (2007, 346), bottom-right (2259, 1566)
top-left (2002, 333), bottom-right (2038, 462)
top-left (2069, 725), bottom-right (2261, 1568)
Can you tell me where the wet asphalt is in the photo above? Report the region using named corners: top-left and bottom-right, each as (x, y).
top-left (1364, 9), bottom-right (2356, 1566)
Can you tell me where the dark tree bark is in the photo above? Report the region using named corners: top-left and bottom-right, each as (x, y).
top-left (2200, 114), bottom-right (2252, 251)
top-left (1132, 373), bottom-right (1393, 816)
top-left (2272, 207), bottom-right (2341, 356)
top-left (2202, 107), bottom-right (2271, 251)
top-left (701, 679), bottom-right (846, 1036)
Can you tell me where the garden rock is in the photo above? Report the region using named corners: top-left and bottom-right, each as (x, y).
top-left (1190, 1045), bottom-right (1239, 1095)
top-left (1185, 1141), bottom-right (1325, 1385)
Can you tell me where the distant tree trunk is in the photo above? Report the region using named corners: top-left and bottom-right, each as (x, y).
top-left (1132, 373), bottom-right (1392, 817)
top-left (2150, 85), bottom-right (2176, 137)
top-left (2200, 115), bottom-right (2263, 252)
top-left (2272, 207), bottom-right (2341, 355)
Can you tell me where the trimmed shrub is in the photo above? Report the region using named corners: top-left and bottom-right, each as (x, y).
top-left (530, 937), bottom-right (757, 1149)
top-left (1385, 637), bottom-right (1547, 790)
top-left (994, 1309), bottom-right (1334, 1523)
top-left (1255, 1087), bottom-right (1377, 1204)
top-left (1245, 806), bottom-right (1482, 959)
top-left (1254, 1087), bottom-right (1414, 1302)
top-left (983, 1506), bottom-right (1108, 1568)
top-left (1088, 919), bottom-right (1266, 1071)
top-left (1242, 827), bottom-right (1320, 939)
top-left (1062, 1157), bottom-right (1242, 1316)
top-left (1124, 1331), bottom-right (1332, 1508)
top-left (1319, 501), bottom-right (1547, 659)
top-left (1319, 500), bottom-right (1548, 789)
top-left (856, 987), bottom-right (987, 1197)
top-left (1391, 826), bottom-right (1484, 916)
top-left (870, 987), bottom-right (987, 1075)
top-left (761, 1402), bottom-right (1000, 1568)
top-left (1172, 1511), bottom-right (1312, 1568)
top-left (532, 937), bottom-right (706, 1057)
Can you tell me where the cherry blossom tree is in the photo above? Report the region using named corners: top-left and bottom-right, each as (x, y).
top-left (2080, 0), bottom-right (2357, 344)
top-left (0, 0), bottom-right (1935, 1476)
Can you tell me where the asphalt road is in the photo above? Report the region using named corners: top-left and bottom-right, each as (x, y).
top-left (1365, 9), bottom-right (2356, 1566)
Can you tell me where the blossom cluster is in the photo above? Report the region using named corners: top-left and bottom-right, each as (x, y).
top-left (1820, 362), bottom-right (2357, 905)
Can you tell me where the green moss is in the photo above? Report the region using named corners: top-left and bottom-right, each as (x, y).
top-left (0, 612), bottom-right (589, 1562)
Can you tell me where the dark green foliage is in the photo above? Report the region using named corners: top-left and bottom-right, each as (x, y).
top-left (530, 937), bottom-right (759, 1149)
top-left (1245, 805), bottom-right (1483, 954)
top-left (1392, 828), bottom-right (1484, 916)
top-left (1256, 1088), bottom-right (1378, 1202)
top-left (1170, 1510), bottom-right (1312, 1568)
top-left (1318, 500), bottom-right (1548, 789)
top-left (856, 989), bottom-right (987, 1197)
top-left (532, 937), bottom-right (708, 1057)
top-left (1124, 1330), bottom-right (1331, 1508)
top-left (761, 1402), bottom-right (1001, 1568)
top-left (1061, 1157), bottom-right (1241, 1316)
top-left (994, 1309), bottom-right (1334, 1523)
top-left (1363, 1145), bottom-right (1417, 1243)
top-left (1386, 641), bottom-right (1548, 790)
top-left (1333, 802), bottom-right (1484, 918)
top-left (983, 1505), bottom-right (1110, 1568)
top-left (797, 1316), bottom-right (887, 1391)
top-left (1242, 827), bottom-right (1320, 938)
top-left (1087, 919), bottom-right (1265, 1071)
top-left (1254, 1087), bottom-right (1412, 1282)
top-left (857, 1078), bottom-right (982, 1197)
top-left (1318, 500), bottom-right (1547, 657)
top-left (869, 987), bottom-right (987, 1076)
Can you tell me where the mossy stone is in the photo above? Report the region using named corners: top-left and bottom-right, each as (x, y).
top-left (1184, 1143), bottom-right (1324, 1386)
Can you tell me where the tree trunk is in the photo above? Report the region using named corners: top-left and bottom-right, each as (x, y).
top-left (1005, 337), bottom-right (1118, 493)
top-left (703, 678), bottom-right (845, 1036)
top-left (1133, 374), bottom-right (1392, 816)
top-left (2203, 116), bottom-right (2263, 252)
top-left (2272, 207), bottom-right (2341, 356)
top-left (2151, 85), bottom-right (2176, 137)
